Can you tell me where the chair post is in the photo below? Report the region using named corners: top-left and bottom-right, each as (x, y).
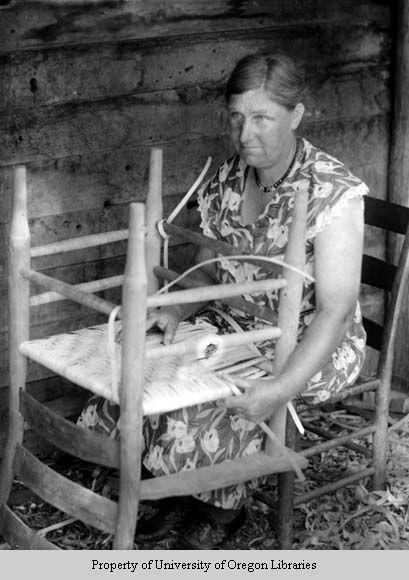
top-left (268, 184), bottom-right (308, 549)
top-left (276, 417), bottom-right (297, 548)
top-left (146, 147), bottom-right (163, 294)
top-left (0, 166), bottom-right (30, 506)
top-left (113, 203), bottom-right (147, 549)
top-left (373, 222), bottom-right (409, 488)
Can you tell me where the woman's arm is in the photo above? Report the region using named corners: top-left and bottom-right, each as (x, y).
top-left (146, 246), bottom-right (216, 343)
top-left (224, 196), bottom-right (364, 423)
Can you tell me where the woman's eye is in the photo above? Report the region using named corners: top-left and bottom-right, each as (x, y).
top-left (254, 114), bottom-right (266, 123)
top-left (229, 111), bottom-right (242, 123)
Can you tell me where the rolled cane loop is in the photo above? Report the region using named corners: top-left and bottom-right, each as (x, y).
top-left (108, 305), bottom-right (122, 400)
top-left (157, 254), bottom-right (315, 296)
top-left (156, 219), bottom-right (171, 273)
top-left (156, 157), bottom-right (213, 290)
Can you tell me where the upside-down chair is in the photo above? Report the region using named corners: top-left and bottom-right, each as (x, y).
top-left (0, 149), bottom-right (308, 549)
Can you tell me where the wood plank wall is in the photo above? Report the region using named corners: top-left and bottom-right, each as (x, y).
top-left (0, 0), bottom-right (393, 456)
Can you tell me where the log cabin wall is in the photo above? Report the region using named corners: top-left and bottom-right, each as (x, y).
top-left (0, 0), bottom-right (393, 457)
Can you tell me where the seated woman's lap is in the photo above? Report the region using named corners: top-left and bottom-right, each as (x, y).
top-left (78, 395), bottom-right (265, 509)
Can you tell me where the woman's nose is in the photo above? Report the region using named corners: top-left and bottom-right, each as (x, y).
top-left (239, 118), bottom-right (253, 144)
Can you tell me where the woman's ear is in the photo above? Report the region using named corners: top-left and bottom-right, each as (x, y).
top-left (291, 103), bottom-right (305, 130)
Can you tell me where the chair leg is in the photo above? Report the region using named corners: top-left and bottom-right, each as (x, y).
top-left (276, 414), bottom-right (297, 549)
top-left (372, 378), bottom-right (390, 489)
top-left (277, 471), bottom-right (295, 549)
top-left (113, 203), bottom-right (147, 549)
top-left (0, 388), bottom-right (26, 507)
top-left (1, 166), bottom-right (30, 511)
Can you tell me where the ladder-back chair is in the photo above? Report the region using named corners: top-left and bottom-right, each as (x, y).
top-left (0, 149), bottom-right (308, 550)
top-left (276, 194), bottom-right (409, 548)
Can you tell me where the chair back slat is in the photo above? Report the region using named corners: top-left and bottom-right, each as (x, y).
top-left (361, 255), bottom-right (396, 291)
top-left (361, 196), bottom-right (409, 356)
top-left (362, 317), bottom-right (384, 351)
top-left (364, 196), bottom-right (409, 234)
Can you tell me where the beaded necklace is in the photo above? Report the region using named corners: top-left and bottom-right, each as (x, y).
top-left (254, 138), bottom-right (300, 193)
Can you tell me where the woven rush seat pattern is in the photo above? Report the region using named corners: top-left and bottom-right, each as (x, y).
top-left (20, 320), bottom-right (273, 415)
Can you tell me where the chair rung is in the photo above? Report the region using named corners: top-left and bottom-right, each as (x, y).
top-left (302, 420), bottom-right (371, 457)
top-left (294, 467), bottom-right (375, 505)
top-left (302, 378), bottom-right (381, 409)
top-left (14, 446), bottom-right (117, 534)
top-left (140, 450), bottom-right (308, 500)
top-left (23, 269), bottom-right (117, 316)
top-left (301, 425), bottom-right (376, 458)
top-left (154, 266), bottom-right (278, 323)
top-left (20, 390), bottom-right (120, 469)
top-left (30, 229), bottom-right (129, 258)
top-left (30, 275), bottom-right (124, 307)
top-left (162, 223), bottom-right (280, 274)
top-left (148, 278), bottom-right (287, 308)
top-left (0, 504), bottom-right (59, 550)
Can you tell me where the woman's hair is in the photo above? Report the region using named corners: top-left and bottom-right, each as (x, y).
top-left (225, 53), bottom-right (306, 109)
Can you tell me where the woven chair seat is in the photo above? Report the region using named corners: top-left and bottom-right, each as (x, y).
top-left (20, 320), bottom-right (270, 415)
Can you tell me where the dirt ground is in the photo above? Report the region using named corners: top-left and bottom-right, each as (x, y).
top-left (1, 409), bottom-right (409, 550)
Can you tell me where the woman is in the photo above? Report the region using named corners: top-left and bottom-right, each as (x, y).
top-left (79, 53), bottom-right (367, 548)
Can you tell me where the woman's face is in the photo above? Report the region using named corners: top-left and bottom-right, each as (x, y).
top-left (227, 87), bottom-right (303, 171)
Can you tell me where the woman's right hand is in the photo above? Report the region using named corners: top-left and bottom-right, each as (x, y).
top-left (146, 306), bottom-right (182, 345)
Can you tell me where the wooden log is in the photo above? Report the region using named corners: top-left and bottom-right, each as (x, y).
top-left (146, 148), bottom-right (163, 294)
top-left (0, 166), bottom-right (30, 505)
top-left (14, 445), bottom-right (117, 534)
top-left (114, 203), bottom-right (147, 550)
top-left (0, 141), bottom-right (224, 227)
top-left (0, 124), bottom-right (387, 229)
top-left (0, 26), bottom-right (389, 111)
top-left (0, 86), bottom-right (389, 167)
top-left (0, 1), bottom-right (389, 53)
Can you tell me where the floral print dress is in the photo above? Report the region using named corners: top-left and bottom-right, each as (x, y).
top-left (78, 138), bottom-right (367, 510)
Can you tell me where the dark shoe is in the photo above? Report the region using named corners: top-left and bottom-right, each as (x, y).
top-left (180, 506), bottom-right (246, 549)
top-left (135, 498), bottom-right (192, 542)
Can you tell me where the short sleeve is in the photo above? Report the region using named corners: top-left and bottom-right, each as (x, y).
top-left (305, 152), bottom-right (368, 240)
top-left (197, 155), bottom-right (241, 239)
top-left (197, 171), bottom-right (221, 240)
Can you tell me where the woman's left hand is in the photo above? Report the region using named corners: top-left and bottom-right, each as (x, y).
top-left (223, 377), bottom-right (287, 424)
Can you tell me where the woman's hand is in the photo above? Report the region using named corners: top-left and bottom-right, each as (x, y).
top-left (146, 306), bottom-right (182, 344)
top-left (223, 377), bottom-right (288, 424)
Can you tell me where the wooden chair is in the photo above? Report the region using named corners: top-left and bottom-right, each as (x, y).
top-left (276, 194), bottom-right (409, 548)
top-left (0, 150), bottom-right (308, 550)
